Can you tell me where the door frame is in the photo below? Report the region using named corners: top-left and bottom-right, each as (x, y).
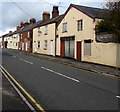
top-left (76, 41), bottom-right (82, 61)
top-left (50, 40), bottom-right (54, 56)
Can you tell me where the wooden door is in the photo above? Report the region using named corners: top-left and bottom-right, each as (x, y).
top-left (60, 40), bottom-right (65, 57)
top-left (76, 41), bottom-right (82, 61)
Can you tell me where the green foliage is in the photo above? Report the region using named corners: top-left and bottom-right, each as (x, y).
top-left (96, 1), bottom-right (120, 42)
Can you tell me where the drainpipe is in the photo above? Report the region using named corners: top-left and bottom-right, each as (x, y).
top-left (55, 23), bottom-right (57, 56)
top-left (116, 38), bottom-right (119, 77)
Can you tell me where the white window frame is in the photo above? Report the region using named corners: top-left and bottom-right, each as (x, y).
top-left (77, 19), bottom-right (83, 31)
top-left (38, 27), bottom-right (41, 36)
top-left (38, 41), bottom-right (40, 48)
top-left (45, 26), bottom-right (48, 35)
top-left (28, 32), bottom-right (30, 38)
top-left (62, 22), bottom-right (67, 32)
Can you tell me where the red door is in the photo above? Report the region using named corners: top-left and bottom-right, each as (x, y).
top-left (60, 40), bottom-right (65, 57)
top-left (76, 41), bottom-right (82, 61)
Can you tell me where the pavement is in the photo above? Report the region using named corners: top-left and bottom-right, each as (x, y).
top-left (1, 48), bottom-right (119, 111)
top-left (2, 72), bottom-right (32, 111)
top-left (9, 48), bottom-right (120, 79)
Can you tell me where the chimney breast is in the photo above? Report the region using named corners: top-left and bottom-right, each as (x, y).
top-left (52, 6), bottom-right (59, 18)
top-left (42, 12), bottom-right (50, 21)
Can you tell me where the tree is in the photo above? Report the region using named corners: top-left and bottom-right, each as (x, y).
top-left (96, 0), bottom-right (120, 42)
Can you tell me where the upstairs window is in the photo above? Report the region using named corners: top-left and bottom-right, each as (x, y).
top-left (38, 27), bottom-right (41, 36)
top-left (62, 22), bottom-right (67, 32)
top-left (45, 26), bottom-right (48, 35)
top-left (77, 19), bottom-right (83, 31)
top-left (28, 32), bottom-right (30, 38)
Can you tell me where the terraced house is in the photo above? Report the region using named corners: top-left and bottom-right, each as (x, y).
top-left (33, 6), bottom-right (64, 56)
top-left (1, 4), bottom-right (120, 68)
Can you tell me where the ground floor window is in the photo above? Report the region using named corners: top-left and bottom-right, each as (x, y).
top-left (38, 41), bottom-right (40, 48)
top-left (44, 40), bottom-right (47, 50)
top-left (60, 36), bottom-right (75, 58)
top-left (84, 40), bottom-right (92, 56)
top-left (27, 41), bottom-right (30, 48)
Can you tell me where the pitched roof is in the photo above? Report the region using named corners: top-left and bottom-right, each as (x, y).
top-left (20, 20), bottom-right (43, 32)
top-left (11, 20), bottom-right (43, 35)
top-left (37, 14), bottom-right (64, 27)
top-left (67, 4), bottom-right (109, 19)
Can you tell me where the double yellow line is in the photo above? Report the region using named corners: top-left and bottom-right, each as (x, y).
top-left (0, 65), bottom-right (46, 112)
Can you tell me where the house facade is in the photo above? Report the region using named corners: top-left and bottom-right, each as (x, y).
top-left (56, 4), bottom-right (120, 67)
top-left (33, 6), bottom-right (63, 56)
top-left (7, 33), bottom-right (20, 50)
top-left (1, 4), bottom-right (119, 68)
top-left (33, 22), bottom-right (56, 56)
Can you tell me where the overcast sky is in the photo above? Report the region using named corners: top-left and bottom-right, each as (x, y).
top-left (0, 0), bottom-right (107, 36)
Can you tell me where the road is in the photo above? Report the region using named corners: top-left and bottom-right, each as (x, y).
top-left (1, 49), bottom-right (119, 111)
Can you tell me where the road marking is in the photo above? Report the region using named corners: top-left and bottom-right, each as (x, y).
top-left (1, 69), bottom-right (35, 111)
top-left (13, 56), bottom-right (16, 58)
top-left (0, 65), bottom-right (46, 112)
top-left (20, 58), bottom-right (33, 64)
top-left (116, 96), bottom-right (120, 98)
top-left (41, 66), bottom-right (80, 83)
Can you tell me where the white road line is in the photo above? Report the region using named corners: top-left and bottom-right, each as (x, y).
top-left (13, 56), bottom-right (16, 58)
top-left (116, 96), bottom-right (120, 98)
top-left (1, 69), bottom-right (36, 111)
top-left (20, 59), bottom-right (33, 64)
top-left (41, 66), bottom-right (80, 83)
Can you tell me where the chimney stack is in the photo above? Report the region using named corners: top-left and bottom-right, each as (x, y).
top-left (52, 6), bottom-right (59, 18)
top-left (9, 31), bottom-right (12, 34)
top-left (17, 26), bottom-right (21, 30)
top-left (42, 12), bottom-right (50, 21)
top-left (30, 18), bottom-right (36, 24)
top-left (20, 22), bottom-right (24, 27)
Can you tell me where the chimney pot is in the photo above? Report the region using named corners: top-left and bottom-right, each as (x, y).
top-left (30, 18), bottom-right (36, 24)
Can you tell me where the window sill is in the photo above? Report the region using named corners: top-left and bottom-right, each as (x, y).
top-left (44, 48), bottom-right (47, 50)
top-left (62, 31), bottom-right (67, 33)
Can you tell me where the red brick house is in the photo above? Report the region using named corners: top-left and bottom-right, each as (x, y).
top-left (17, 18), bottom-right (36, 52)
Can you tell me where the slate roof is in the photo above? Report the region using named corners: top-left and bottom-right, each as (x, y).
top-left (70, 4), bottom-right (109, 19)
top-left (12, 20), bottom-right (43, 35)
top-left (37, 14), bottom-right (64, 27)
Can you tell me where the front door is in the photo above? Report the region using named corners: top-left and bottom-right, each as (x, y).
top-left (26, 42), bottom-right (27, 51)
top-left (60, 40), bottom-right (65, 57)
top-left (50, 40), bottom-right (54, 56)
top-left (76, 41), bottom-right (82, 61)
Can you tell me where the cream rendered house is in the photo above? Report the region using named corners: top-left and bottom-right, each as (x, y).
top-left (33, 21), bottom-right (56, 56)
top-left (56, 4), bottom-right (120, 67)
top-left (7, 33), bottom-right (20, 49)
top-left (33, 6), bottom-right (64, 56)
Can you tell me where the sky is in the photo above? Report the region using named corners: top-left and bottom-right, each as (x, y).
top-left (0, 0), bottom-right (107, 36)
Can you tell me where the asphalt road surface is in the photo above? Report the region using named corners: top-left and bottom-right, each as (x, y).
top-left (1, 49), bottom-right (120, 111)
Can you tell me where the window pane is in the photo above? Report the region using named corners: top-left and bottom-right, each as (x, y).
top-left (65, 40), bottom-right (69, 56)
top-left (78, 20), bottom-right (83, 31)
top-left (70, 40), bottom-right (74, 58)
top-left (84, 42), bottom-right (91, 56)
top-left (63, 23), bottom-right (67, 32)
